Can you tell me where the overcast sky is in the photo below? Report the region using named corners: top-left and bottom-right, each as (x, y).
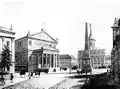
top-left (0, 0), bottom-right (120, 57)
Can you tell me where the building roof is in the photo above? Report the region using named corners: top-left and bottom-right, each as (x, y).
top-left (15, 29), bottom-right (58, 44)
top-left (0, 26), bottom-right (15, 35)
top-left (30, 30), bottom-right (57, 43)
top-left (60, 54), bottom-right (71, 59)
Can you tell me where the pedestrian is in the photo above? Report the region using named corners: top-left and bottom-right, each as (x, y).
top-left (28, 72), bottom-right (31, 79)
top-left (31, 72), bottom-right (33, 77)
top-left (10, 73), bottom-right (14, 83)
top-left (38, 72), bottom-right (40, 77)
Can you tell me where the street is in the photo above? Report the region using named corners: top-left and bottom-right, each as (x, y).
top-left (3, 69), bottom-right (108, 89)
top-left (4, 72), bottom-right (78, 89)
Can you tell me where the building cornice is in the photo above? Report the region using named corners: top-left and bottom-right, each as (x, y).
top-left (28, 36), bottom-right (57, 44)
top-left (0, 29), bottom-right (15, 35)
top-left (15, 36), bottom-right (28, 41)
top-left (0, 36), bottom-right (15, 39)
top-left (28, 48), bottom-right (59, 53)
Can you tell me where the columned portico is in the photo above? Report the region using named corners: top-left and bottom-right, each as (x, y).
top-left (39, 53), bottom-right (59, 68)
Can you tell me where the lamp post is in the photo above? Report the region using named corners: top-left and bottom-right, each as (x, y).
top-left (69, 58), bottom-right (71, 74)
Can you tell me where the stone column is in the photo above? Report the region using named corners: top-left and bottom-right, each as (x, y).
top-left (50, 54), bottom-right (51, 67)
top-left (42, 54), bottom-right (44, 67)
top-left (97, 58), bottom-right (99, 68)
top-left (56, 55), bottom-right (58, 67)
top-left (46, 54), bottom-right (47, 67)
top-left (53, 54), bottom-right (55, 68)
top-left (0, 37), bottom-right (2, 54)
top-left (92, 58), bottom-right (94, 68)
top-left (38, 54), bottom-right (40, 68)
top-left (1, 37), bottom-right (4, 49)
top-left (10, 38), bottom-right (15, 74)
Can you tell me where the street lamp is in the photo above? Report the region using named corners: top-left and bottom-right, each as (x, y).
top-left (69, 57), bottom-right (71, 74)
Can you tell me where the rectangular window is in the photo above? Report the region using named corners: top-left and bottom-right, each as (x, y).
top-left (7, 41), bottom-right (10, 47)
top-left (18, 41), bottom-right (23, 47)
top-left (0, 54), bottom-right (1, 62)
top-left (29, 40), bottom-right (32, 46)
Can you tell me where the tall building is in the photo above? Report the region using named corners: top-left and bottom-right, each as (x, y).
top-left (111, 17), bottom-right (120, 82)
top-left (15, 28), bottom-right (59, 72)
top-left (78, 23), bottom-right (111, 69)
top-left (0, 25), bottom-right (15, 73)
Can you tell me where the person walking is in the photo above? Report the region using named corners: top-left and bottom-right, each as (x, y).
top-left (28, 72), bottom-right (31, 79)
top-left (10, 73), bottom-right (14, 83)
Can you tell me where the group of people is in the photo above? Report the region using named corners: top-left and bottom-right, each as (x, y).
top-left (28, 72), bottom-right (41, 79)
top-left (19, 71), bottom-right (41, 79)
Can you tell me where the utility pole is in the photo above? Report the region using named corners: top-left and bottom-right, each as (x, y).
top-left (69, 57), bottom-right (71, 74)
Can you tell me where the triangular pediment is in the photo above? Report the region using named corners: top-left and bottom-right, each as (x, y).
top-left (30, 31), bottom-right (57, 42)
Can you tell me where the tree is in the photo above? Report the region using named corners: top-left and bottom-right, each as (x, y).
top-left (0, 45), bottom-right (12, 73)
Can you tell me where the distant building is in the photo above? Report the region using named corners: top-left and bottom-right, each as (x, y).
top-left (15, 28), bottom-right (59, 72)
top-left (78, 50), bottom-right (84, 69)
top-left (104, 55), bottom-right (111, 68)
top-left (71, 55), bottom-right (79, 67)
top-left (0, 25), bottom-right (15, 73)
top-left (111, 17), bottom-right (120, 82)
top-left (90, 49), bottom-right (106, 68)
top-left (59, 54), bottom-right (71, 69)
top-left (78, 23), bottom-right (111, 69)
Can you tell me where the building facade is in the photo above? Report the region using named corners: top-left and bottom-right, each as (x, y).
top-left (59, 54), bottom-right (71, 69)
top-left (15, 28), bottom-right (59, 72)
top-left (90, 49), bottom-right (106, 68)
top-left (111, 17), bottom-right (120, 82)
top-left (104, 55), bottom-right (111, 68)
top-left (0, 25), bottom-right (15, 73)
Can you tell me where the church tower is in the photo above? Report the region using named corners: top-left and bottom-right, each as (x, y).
top-left (89, 24), bottom-right (95, 50)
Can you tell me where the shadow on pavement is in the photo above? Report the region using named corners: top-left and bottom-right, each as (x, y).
top-left (66, 72), bottom-right (119, 89)
top-left (65, 72), bottom-right (107, 79)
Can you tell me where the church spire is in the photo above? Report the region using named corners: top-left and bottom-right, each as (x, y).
top-left (85, 22), bottom-right (89, 50)
top-left (89, 23), bottom-right (92, 35)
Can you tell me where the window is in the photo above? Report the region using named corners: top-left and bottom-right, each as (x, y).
top-left (18, 41), bottom-right (23, 47)
top-left (7, 41), bottom-right (10, 47)
top-left (29, 40), bottom-right (32, 46)
top-left (29, 56), bottom-right (32, 61)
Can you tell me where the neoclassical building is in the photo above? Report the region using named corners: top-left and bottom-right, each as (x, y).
top-left (0, 25), bottom-right (15, 73)
top-left (15, 28), bottom-right (59, 72)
